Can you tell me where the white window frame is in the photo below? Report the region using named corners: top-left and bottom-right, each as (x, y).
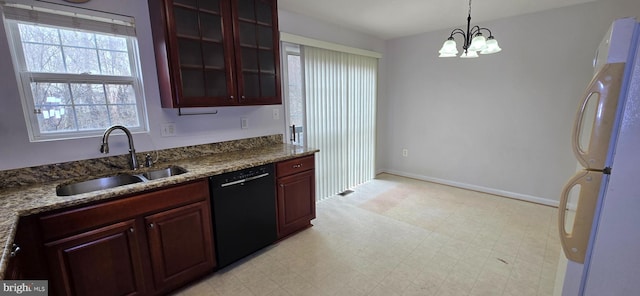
top-left (2, 3), bottom-right (148, 142)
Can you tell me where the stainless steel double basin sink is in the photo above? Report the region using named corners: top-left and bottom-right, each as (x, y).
top-left (56, 166), bottom-right (188, 196)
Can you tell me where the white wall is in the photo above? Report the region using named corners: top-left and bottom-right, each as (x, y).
top-left (0, 1), bottom-right (384, 171)
top-left (379, 0), bottom-right (640, 204)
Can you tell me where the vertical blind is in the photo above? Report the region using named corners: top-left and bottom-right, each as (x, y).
top-left (303, 46), bottom-right (377, 201)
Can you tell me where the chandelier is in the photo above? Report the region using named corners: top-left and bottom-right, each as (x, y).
top-left (438, 0), bottom-right (502, 58)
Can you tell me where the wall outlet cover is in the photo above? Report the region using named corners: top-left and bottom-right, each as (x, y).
top-left (241, 118), bottom-right (249, 129)
top-left (161, 123), bottom-right (176, 137)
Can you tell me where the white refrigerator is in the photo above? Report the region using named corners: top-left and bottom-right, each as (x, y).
top-left (558, 17), bottom-right (640, 295)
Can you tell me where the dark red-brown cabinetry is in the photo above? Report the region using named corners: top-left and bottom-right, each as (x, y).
top-left (40, 180), bottom-right (215, 296)
top-left (149, 0), bottom-right (281, 107)
top-left (276, 155), bottom-right (316, 238)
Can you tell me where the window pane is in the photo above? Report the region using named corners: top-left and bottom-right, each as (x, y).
top-left (60, 30), bottom-right (96, 48)
top-left (96, 35), bottom-right (127, 51)
top-left (70, 83), bottom-right (106, 105)
top-left (37, 106), bottom-right (77, 132)
top-left (76, 105), bottom-right (110, 130)
top-left (98, 50), bottom-right (131, 76)
top-left (64, 47), bottom-right (100, 74)
top-left (105, 84), bottom-right (136, 104)
top-left (30, 82), bottom-right (72, 106)
top-left (109, 105), bottom-right (139, 127)
top-left (18, 24), bottom-right (58, 44)
top-left (23, 43), bottom-right (65, 72)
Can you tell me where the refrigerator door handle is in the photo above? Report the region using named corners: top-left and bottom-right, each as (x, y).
top-left (572, 63), bottom-right (625, 169)
top-left (558, 170), bottom-right (603, 263)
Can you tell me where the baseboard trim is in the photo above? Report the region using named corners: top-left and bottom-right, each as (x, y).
top-left (379, 169), bottom-right (559, 207)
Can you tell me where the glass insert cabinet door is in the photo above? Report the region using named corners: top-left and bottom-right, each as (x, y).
top-left (169, 0), bottom-right (237, 106)
top-left (151, 0), bottom-right (281, 107)
top-left (233, 0), bottom-right (281, 105)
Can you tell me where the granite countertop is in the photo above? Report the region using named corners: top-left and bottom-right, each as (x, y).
top-left (0, 142), bottom-right (318, 278)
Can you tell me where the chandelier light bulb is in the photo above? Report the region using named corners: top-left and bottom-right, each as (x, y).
top-left (439, 38), bottom-right (459, 57)
top-left (480, 37), bottom-right (502, 54)
top-left (468, 34), bottom-right (487, 51)
top-left (460, 50), bottom-right (479, 58)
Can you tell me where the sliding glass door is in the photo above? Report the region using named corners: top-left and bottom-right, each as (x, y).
top-left (283, 43), bottom-right (378, 201)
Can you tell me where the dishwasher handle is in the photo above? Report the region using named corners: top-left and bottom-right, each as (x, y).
top-left (220, 173), bottom-right (270, 188)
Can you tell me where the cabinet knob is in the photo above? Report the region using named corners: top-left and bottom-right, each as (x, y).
top-left (129, 227), bottom-right (135, 233)
top-left (10, 244), bottom-right (20, 257)
top-left (293, 164), bottom-right (302, 168)
top-left (241, 96), bottom-right (246, 99)
top-left (230, 96), bottom-right (234, 99)
top-left (149, 223), bottom-right (155, 229)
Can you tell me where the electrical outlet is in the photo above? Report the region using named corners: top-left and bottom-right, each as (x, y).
top-left (272, 109), bottom-right (280, 120)
top-left (161, 123), bottom-right (176, 137)
top-left (241, 118), bottom-right (249, 129)
top-left (402, 148), bottom-right (408, 157)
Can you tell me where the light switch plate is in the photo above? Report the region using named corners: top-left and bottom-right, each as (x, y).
top-left (272, 109), bottom-right (280, 120)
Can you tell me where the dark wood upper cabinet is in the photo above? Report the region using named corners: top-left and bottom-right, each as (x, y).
top-left (149, 0), bottom-right (282, 107)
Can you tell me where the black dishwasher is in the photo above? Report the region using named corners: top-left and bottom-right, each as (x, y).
top-left (209, 164), bottom-right (277, 268)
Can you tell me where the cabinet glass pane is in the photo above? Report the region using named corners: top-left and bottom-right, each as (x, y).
top-left (259, 49), bottom-right (274, 73)
top-left (199, 0), bottom-right (220, 12)
top-left (237, 0), bottom-right (255, 20)
top-left (242, 48), bottom-right (258, 71)
top-left (256, 1), bottom-right (272, 24)
top-left (181, 69), bottom-right (205, 97)
top-left (178, 39), bottom-right (203, 66)
top-left (174, 7), bottom-right (199, 38)
top-left (174, 0), bottom-right (197, 7)
top-left (203, 42), bottom-right (224, 68)
top-left (257, 26), bottom-right (272, 49)
top-left (205, 70), bottom-right (227, 97)
top-left (239, 22), bottom-right (256, 47)
top-left (260, 73), bottom-right (275, 97)
top-left (200, 13), bottom-right (222, 41)
top-left (243, 72), bottom-right (259, 97)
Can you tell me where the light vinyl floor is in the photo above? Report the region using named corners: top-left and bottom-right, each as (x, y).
top-left (175, 173), bottom-right (561, 296)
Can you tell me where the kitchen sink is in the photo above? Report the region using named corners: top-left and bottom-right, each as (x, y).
top-left (141, 166), bottom-right (188, 180)
top-left (56, 166), bottom-right (188, 196)
top-left (56, 174), bottom-right (145, 196)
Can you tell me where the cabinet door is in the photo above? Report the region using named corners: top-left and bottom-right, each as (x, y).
top-left (44, 220), bottom-right (147, 296)
top-left (232, 0), bottom-right (281, 105)
top-left (4, 216), bottom-right (47, 280)
top-left (145, 201), bottom-right (215, 292)
top-left (156, 0), bottom-right (237, 107)
top-left (277, 170), bottom-right (316, 238)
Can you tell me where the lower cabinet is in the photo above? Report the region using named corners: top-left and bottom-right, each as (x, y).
top-left (4, 216), bottom-right (47, 280)
top-left (40, 180), bottom-right (215, 296)
top-left (276, 155), bottom-right (316, 238)
top-left (145, 201), bottom-right (214, 290)
top-left (45, 220), bottom-right (148, 296)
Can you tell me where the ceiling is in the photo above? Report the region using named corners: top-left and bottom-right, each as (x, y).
top-left (277, 0), bottom-right (598, 40)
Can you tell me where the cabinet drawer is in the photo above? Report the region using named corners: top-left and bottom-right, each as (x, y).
top-left (276, 155), bottom-right (315, 177)
top-left (40, 180), bottom-right (209, 242)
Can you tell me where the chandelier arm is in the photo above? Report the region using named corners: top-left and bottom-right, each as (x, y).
top-left (470, 25), bottom-right (482, 36)
top-left (478, 27), bottom-right (494, 37)
top-left (450, 30), bottom-right (468, 49)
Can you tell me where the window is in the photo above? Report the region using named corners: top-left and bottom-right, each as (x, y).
top-left (2, 4), bottom-right (148, 141)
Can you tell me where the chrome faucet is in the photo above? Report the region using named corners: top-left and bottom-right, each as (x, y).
top-left (100, 125), bottom-right (139, 170)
